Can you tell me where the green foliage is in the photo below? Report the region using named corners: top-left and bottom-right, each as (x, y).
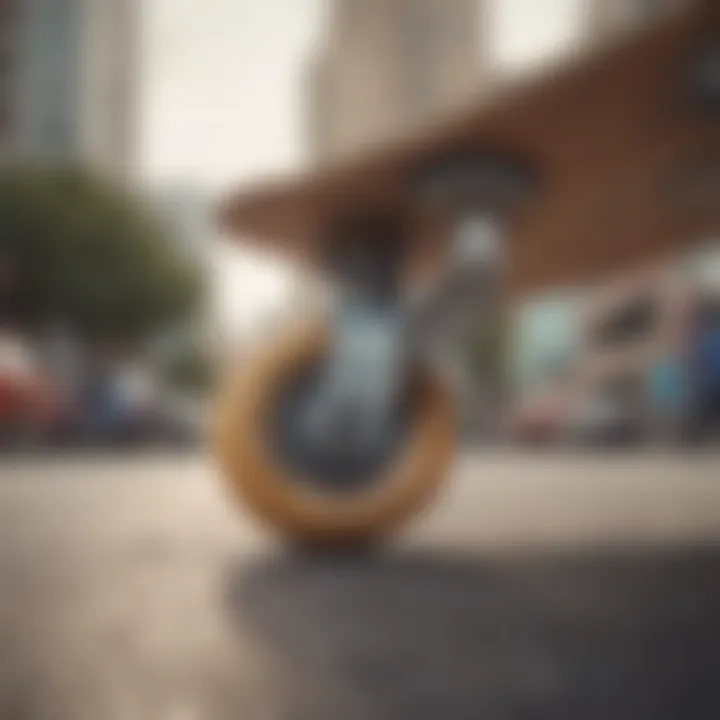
top-left (161, 339), bottom-right (214, 393)
top-left (0, 166), bottom-right (205, 343)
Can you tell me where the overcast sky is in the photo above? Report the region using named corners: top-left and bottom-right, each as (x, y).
top-left (140, 0), bottom-right (582, 193)
top-left (139, 0), bottom-right (321, 192)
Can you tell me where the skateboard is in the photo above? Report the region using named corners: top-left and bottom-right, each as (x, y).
top-left (214, 0), bottom-right (720, 547)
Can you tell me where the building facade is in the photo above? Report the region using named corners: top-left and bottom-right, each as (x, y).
top-left (0, 0), bottom-right (21, 155)
top-left (308, 0), bottom-right (489, 163)
top-left (0, 0), bottom-right (138, 179)
top-left (506, 0), bottom-right (691, 394)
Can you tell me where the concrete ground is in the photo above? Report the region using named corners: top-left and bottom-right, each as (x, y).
top-left (0, 451), bottom-right (719, 719)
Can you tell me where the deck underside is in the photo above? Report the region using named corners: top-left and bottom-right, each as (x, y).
top-left (219, 0), bottom-right (720, 299)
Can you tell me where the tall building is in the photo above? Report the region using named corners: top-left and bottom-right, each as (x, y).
top-left (0, 0), bottom-right (138, 179)
top-left (308, 0), bottom-right (488, 163)
top-left (0, 0), bottom-right (21, 155)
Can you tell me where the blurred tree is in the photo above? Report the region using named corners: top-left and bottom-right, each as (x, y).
top-left (161, 339), bottom-right (214, 393)
top-left (0, 167), bottom-right (205, 345)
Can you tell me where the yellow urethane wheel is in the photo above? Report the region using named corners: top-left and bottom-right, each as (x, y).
top-left (214, 323), bottom-right (456, 547)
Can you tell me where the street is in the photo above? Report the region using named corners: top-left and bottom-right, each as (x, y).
top-left (0, 452), bottom-right (719, 719)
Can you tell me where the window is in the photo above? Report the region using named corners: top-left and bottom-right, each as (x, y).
top-left (511, 290), bottom-right (585, 392)
top-left (593, 296), bottom-right (658, 349)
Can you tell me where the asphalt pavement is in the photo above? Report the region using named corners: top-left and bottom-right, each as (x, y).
top-left (0, 451), bottom-right (719, 720)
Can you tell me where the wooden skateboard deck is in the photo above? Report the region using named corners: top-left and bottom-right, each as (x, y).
top-left (219, 0), bottom-right (720, 299)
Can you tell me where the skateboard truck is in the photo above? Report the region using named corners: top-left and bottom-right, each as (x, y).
top-left (408, 153), bottom-right (533, 353)
top-left (303, 216), bottom-right (410, 455)
top-left (304, 154), bottom-right (531, 456)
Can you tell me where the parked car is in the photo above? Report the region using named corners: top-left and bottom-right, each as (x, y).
top-left (562, 394), bottom-right (644, 447)
top-left (504, 389), bottom-right (573, 446)
top-left (0, 334), bottom-right (71, 448)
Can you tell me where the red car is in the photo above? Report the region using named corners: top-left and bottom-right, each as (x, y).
top-left (0, 336), bottom-right (68, 446)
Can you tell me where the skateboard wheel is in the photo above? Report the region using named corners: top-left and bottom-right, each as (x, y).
top-left (214, 322), bottom-right (455, 547)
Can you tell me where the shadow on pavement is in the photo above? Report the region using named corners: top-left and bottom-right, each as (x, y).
top-left (225, 544), bottom-right (720, 720)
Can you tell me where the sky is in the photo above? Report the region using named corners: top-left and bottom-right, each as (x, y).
top-left (140, 0), bottom-right (582, 192)
top-left (139, 0), bottom-right (324, 339)
top-left (138, 0), bottom-right (582, 339)
top-left (139, 0), bottom-right (322, 192)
